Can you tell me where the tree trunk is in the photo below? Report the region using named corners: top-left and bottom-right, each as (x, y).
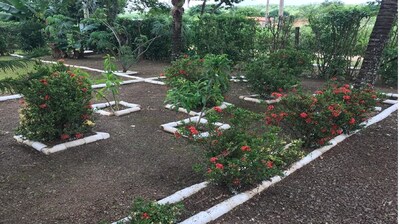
top-left (171, 0), bottom-right (185, 60)
top-left (354, 0), bottom-right (398, 87)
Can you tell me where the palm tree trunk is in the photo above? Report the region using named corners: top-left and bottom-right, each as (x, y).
top-left (171, 0), bottom-right (185, 60)
top-left (354, 0), bottom-right (398, 86)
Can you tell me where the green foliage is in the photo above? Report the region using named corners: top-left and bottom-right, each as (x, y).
top-left (256, 16), bottom-right (295, 53)
top-left (46, 14), bottom-right (84, 58)
top-left (265, 80), bottom-right (382, 147)
top-left (96, 55), bottom-right (122, 111)
top-left (309, 5), bottom-right (370, 79)
top-left (379, 21), bottom-right (398, 86)
top-left (128, 198), bottom-right (183, 224)
top-left (245, 49), bottom-right (312, 98)
top-left (116, 15), bottom-right (172, 60)
top-left (230, 6), bottom-right (264, 17)
top-left (17, 20), bottom-right (46, 51)
top-left (0, 21), bottom-right (18, 55)
top-left (2, 62), bottom-right (94, 142)
top-left (164, 54), bottom-right (231, 112)
top-left (183, 106), bottom-right (304, 192)
top-left (191, 14), bottom-right (257, 62)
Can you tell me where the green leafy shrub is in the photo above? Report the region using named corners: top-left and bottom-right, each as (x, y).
top-left (265, 81), bottom-right (382, 147)
top-left (191, 14), bottom-right (257, 62)
top-left (17, 20), bottom-right (46, 52)
top-left (6, 62), bottom-right (94, 142)
top-left (379, 22), bottom-right (397, 86)
top-left (245, 49), bottom-right (312, 98)
top-left (0, 21), bottom-right (19, 55)
top-left (128, 198), bottom-right (183, 224)
top-left (181, 106), bottom-right (303, 192)
top-left (165, 54), bottom-right (231, 111)
top-left (309, 5), bottom-right (370, 79)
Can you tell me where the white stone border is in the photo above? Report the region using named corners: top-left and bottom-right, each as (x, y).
top-left (92, 101), bottom-right (141, 116)
top-left (230, 75), bottom-right (248, 83)
top-left (161, 116), bottom-right (231, 139)
top-left (164, 102), bottom-right (233, 116)
top-left (14, 132), bottom-right (110, 155)
top-left (179, 103), bottom-right (398, 224)
top-left (0, 94), bottom-right (22, 102)
top-left (239, 94), bottom-right (282, 104)
top-left (111, 181), bottom-right (209, 224)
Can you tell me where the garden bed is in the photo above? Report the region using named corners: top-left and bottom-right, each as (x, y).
top-left (0, 59), bottom-right (397, 223)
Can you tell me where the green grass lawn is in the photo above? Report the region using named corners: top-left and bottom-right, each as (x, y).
top-left (0, 56), bottom-right (106, 83)
top-left (0, 56), bottom-right (39, 80)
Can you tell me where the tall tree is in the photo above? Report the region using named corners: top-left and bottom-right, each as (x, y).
top-left (171, 0), bottom-right (184, 59)
top-left (355, 0), bottom-right (398, 86)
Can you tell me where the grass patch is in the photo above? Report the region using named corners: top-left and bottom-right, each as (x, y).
top-left (0, 56), bottom-right (39, 80)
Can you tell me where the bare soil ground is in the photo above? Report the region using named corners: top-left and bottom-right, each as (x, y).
top-left (0, 55), bottom-right (397, 223)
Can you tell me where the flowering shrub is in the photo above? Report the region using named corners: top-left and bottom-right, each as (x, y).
top-left (245, 49), bottom-right (312, 98)
top-left (265, 81), bottom-right (383, 147)
top-left (164, 54), bottom-right (231, 111)
top-left (183, 106), bottom-right (303, 192)
top-left (8, 62), bottom-right (94, 142)
top-left (128, 198), bottom-right (183, 224)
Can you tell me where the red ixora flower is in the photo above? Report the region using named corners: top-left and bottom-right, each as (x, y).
top-left (81, 88), bottom-right (87, 92)
top-left (179, 70), bottom-right (187, 75)
top-left (266, 161), bottom-right (274, 168)
top-left (267, 105), bottom-right (274, 111)
top-left (314, 90), bottom-right (323, 95)
top-left (299, 112), bottom-right (308, 119)
top-left (44, 95), bottom-right (50, 100)
top-left (349, 118), bottom-right (356, 125)
top-left (343, 84), bottom-right (350, 89)
top-left (141, 212), bottom-right (150, 220)
top-left (39, 103), bottom-right (47, 109)
top-left (215, 163), bottom-right (224, 169)
top-left (210, 157), bottom-right (218, 163)
top-left (75, 133), bottom-right (84, 139)
top-left (241, 145), bottom-right (251, 152)
top-left (60, 134), bottom-right (70, 140)
top-left (188, 126), bottom-right (199, 135)
top-left (40, 79), bottom-right (48, 85)
top-left (271, 92), bottom-right (283, 98)
top-left (213, 106), bottom-right (222, 113)
top-left (343, 95), bottom-right (351, 100)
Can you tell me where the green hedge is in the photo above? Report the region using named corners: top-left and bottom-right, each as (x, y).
top-left (191, 14), bottom-right (257, 62)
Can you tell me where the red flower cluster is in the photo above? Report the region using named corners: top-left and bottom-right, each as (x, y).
top-left (299, 112), bottom-right (308, 118)
top-left (241, 145), bottom-right (251, 152)
top-left (60, 134), bottom-right (70, 140)
top-left (213, 106), bottom-right (223, 113)
top-left (75, 133), bottom-right (84, 139)
top-left (210, 157), bottom-right (218, 163)
top-left (215, 163), bottom-right (224, 170)
top-left (188, 126), bottom-right (199, 135)
top-left (271, 92), bottom-right (283, 98)
top-left (141, 212), bottom-right (150, 220)
top-left (40, 79), bottom-right (48, 85)
top-left (39, 103), bottom-right (47, 109)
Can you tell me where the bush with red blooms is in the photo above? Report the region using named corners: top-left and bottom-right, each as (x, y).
top-left (7, 62), bottom-right (94, 142)
top-left (265, 81), bottom-right (383, 147)
top-left (183, 106), bottom-right (303, 192)
top-left (129, 198), bottom-right (183, 224)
